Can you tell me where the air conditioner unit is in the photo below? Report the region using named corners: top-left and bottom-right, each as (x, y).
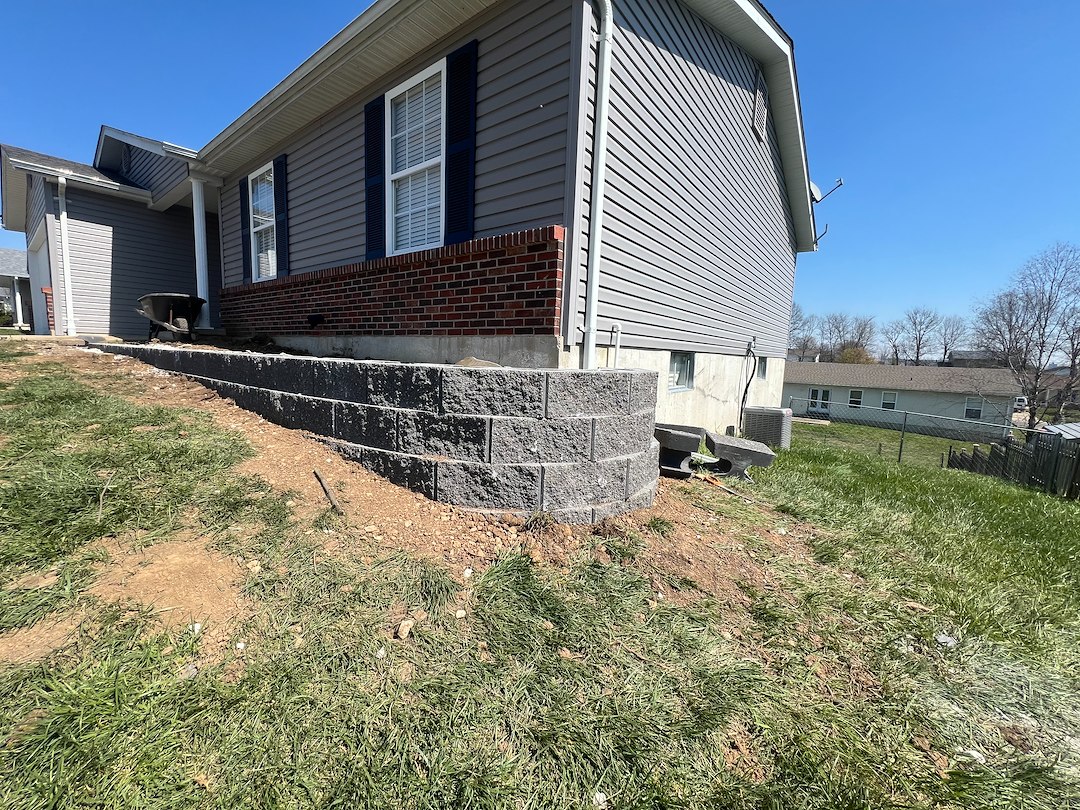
top-left (742, 406), bottom-right (792, 449)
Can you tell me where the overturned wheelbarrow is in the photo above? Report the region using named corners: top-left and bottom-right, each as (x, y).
top-left (654, 423), bottom-right (775, 480)
top-left (135, 293), bottom-right (205, 341)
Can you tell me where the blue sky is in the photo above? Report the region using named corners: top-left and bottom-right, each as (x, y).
top-left (2, 1), bottom-right (1078, 325)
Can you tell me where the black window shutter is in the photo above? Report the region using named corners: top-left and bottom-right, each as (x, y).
top-left (272, 154), bottom-right (290, 275)
top-left (444, 39), bottom-right (478, 245)
top-left (238, 179), bottom-right (252, 284)
top-left (364, 96), bottom-right (386, 260)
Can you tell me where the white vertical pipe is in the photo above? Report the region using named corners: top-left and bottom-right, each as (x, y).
top-left (610, 323), bottom-right (622, 368)
top-left (57, 177), bottom-right (77, 336)
top-left (582, 0), bottom-right (614, 369)
top-left (190, 177), bottom-right (210, 328)
top-left (12, 278), bottom-right (25, 327)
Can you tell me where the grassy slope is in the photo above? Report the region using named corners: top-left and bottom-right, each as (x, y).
top-left (1, 348), bottom-right (1078, 808)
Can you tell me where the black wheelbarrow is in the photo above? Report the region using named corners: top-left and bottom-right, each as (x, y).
top-left (135, 293), bottom-right (206, 341)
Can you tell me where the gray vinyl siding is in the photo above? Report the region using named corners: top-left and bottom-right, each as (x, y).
top-left (62, 187), bottom-right (212, 339)
top-left (122, 145), bottom-right (189, 203)
top-left (25, 174), bottom-right (48, 244)
top-left (572, 0), bottom-right (797, 358)
top-left (219, 0), bottom-right (572, 287)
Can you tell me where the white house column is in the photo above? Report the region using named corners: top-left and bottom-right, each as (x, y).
top-left (190, 176), bottom-right (210, 328)
top-left (12, 278), bottom-right (26, 327)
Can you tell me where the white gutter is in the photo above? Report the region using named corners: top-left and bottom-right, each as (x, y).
top-left (57, 178), bottom-right (77, 336)
top-left (582, 0), bottom-right (614, 370)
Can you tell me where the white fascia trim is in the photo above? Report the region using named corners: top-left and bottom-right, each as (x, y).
top-left (8, 159), bottom-right (153, 204)
top-left (199, 0), bottom-right (407, 162)
top-left (94, 126), bottom-right (197, 168)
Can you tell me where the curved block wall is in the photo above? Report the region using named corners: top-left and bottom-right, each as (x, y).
top-left (96, 344), bottom-right (659, 523)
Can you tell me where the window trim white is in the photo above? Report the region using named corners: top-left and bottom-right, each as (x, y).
top-left (384, 58), bottom-right (447, 257)
top-left (848, 389), bottom-right (863, 408)
top-left (965, 396), bottom-right (984, 420)
top-left (247, 162), bottom-right (277, 282)
top-left (881, 391), bottom-right (897, 410)
top-left (669, 351), bottom-right (695, 392)
top-left (809, 387), bottom-right (830, 411)
top-left (757, 356), bottom-right (768, 380)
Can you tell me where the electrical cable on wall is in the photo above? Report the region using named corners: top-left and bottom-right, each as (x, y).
top-left (738, 341), bottom-right (757, 435)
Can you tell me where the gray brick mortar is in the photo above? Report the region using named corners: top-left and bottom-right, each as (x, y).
top-left (93, 344), bottom-right (660, 522)
top-left (546, 370), bottom-right (633, 418)
top-left (440, 368), bottom-right (546, 417)
top-left (436, 460), bottom-right (542, 511)
top-left (489, 416), bottom-right (592, 464)
top-left (398, 411), bottom-right (489, 461)
top-left (541, 458), bottom-right (629, 510)
top-left (592, 411), bottom-right (657, 462)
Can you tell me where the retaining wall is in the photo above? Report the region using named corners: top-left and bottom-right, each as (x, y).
top-left (97, 344), bottom-right (659, 523)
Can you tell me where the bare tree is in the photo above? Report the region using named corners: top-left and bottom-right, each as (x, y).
top-left (973, 242), bottom-right (1080, 428)
top-left (789, 303), bottom-right (819, 360)
top-left (880, 319), bottom-right (907, 365)
top-left (934, 315), bottom-right (968, 365)
top-left (851, 316), bottom-right (876, 351)
top-left (902, 307), bottom-right (942, 365)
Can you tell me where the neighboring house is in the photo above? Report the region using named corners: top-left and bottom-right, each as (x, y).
top-left (1041, 422), bottom-right (1080, 443)
top-left (945, 349), bottom-right (1005, 369)
top-left (782, 362), bottom-right (1020, 440)
top-left (0, 247), bottom-right (30, 328)
top-left (0, 137), bottom-right (221, 338)
top-left (0, 0), bottom-right (817, 432)
top-left (787, 348), bottom-right (819, 363)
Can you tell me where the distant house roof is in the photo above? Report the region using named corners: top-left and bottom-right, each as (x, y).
top-left (784, 362), bottom-right (1020, 397)
top-left (1, 144), bottom-right (150, 233)
top-left (1042, 422), bottom-right (1080, 442)
top-left (948, 350), bottom-right (995, 361)
top-left (0, 247), bottom-right (27, 278)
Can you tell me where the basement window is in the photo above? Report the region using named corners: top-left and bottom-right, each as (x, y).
top-left (669, 352), bottom-right (695, 391)
top-left (757, 357), bottom-right (768, 380)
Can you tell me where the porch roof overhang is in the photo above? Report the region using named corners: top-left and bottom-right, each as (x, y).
top-left (94, 125), bottom-right (198, 173)
top-left (196, 0), bottom-right (815, 251)
top-left (1, 144), bottom-right (151, 233)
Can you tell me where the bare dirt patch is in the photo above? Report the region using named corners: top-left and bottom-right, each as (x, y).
top-left (0, 614), bottom-right (83, 665)
top-left (89, 534), bottom-right (248, 635)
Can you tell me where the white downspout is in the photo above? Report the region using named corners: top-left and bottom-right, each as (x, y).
top-left (190, 177), bottom-right (210, 328)
top-left (57, 177), bottom-right (77, 336)
top-left (582, 0), bottom-right (614, 369)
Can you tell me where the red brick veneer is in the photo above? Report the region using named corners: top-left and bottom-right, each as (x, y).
top-left (220, 226), bottom-right (564, 337)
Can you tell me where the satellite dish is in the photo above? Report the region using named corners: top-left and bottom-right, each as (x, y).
top-left (810, 181), bottom-right (823, 203)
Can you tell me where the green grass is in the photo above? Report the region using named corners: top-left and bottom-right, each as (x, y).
top-left (794, 418), bottom-right (1000, 470)
top-left (2, 349), bottom-right (1079, 807)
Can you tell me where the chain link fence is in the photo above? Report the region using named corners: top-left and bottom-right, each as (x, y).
top-left (786, 397), bottom-right (1080, 499)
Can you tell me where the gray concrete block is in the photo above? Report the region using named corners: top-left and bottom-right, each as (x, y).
top-left (627, 440), bottom-right (661, 494)
top-left (278, 393), bottom-right (334, 436)
top-left (399, 411), bottom-right (489, 461)
top-left (489, 416), bottom-right (592, 464)
top-left (593, 411), bottom-right (656, 461)
top-left (319, 438), bottom-right (366, 466)
top-left (366, 363), bottom-right (441, 411)
top-left (546, 371), bottom-right (631, 418)
top-left (332, 402), bottom-right (398, 450)
top-left (436, 461), bottom-right (542, 511)
top-left (628, 370), bottom-right (659, 412)
top-left (542, 458), bottom-right (628, 510)
top-left (546, 506), bottom-right (597, 525)
top-left (313, 358), bottom-right (367, 402)
top-left (440, 367), bottom-right (546, 417)
top-left (366, 448), bottom-right (437, 499)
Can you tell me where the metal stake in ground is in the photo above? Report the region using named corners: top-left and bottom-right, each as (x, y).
top-left (313, 469), bottom-right (344, 515)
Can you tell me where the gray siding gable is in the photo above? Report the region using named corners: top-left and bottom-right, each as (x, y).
top-left (219, 0), bottom-right (573, 287)
top-left (570, 0), bottom-right (798, 358)
top-left (121, 144), bottom-right (189, 203)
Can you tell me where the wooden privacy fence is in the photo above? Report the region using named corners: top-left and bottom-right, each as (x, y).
top-left (948, 433), bottom-right (1080, 499)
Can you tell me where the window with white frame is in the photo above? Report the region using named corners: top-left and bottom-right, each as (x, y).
top-left (965, 397), bottom-right (983, 420)
top-left (881, 391), bottom-right (897, 410)
top-left (669, 352), bottom-right (694, 391)
top-left (386, 61), bottom-right (445, 254)
top-left (757, 357), bottom-right (768, 380)
top-left (848, 389), bottom-right (863, 407)
top-left (248, 164), bottom-right (276, 280)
